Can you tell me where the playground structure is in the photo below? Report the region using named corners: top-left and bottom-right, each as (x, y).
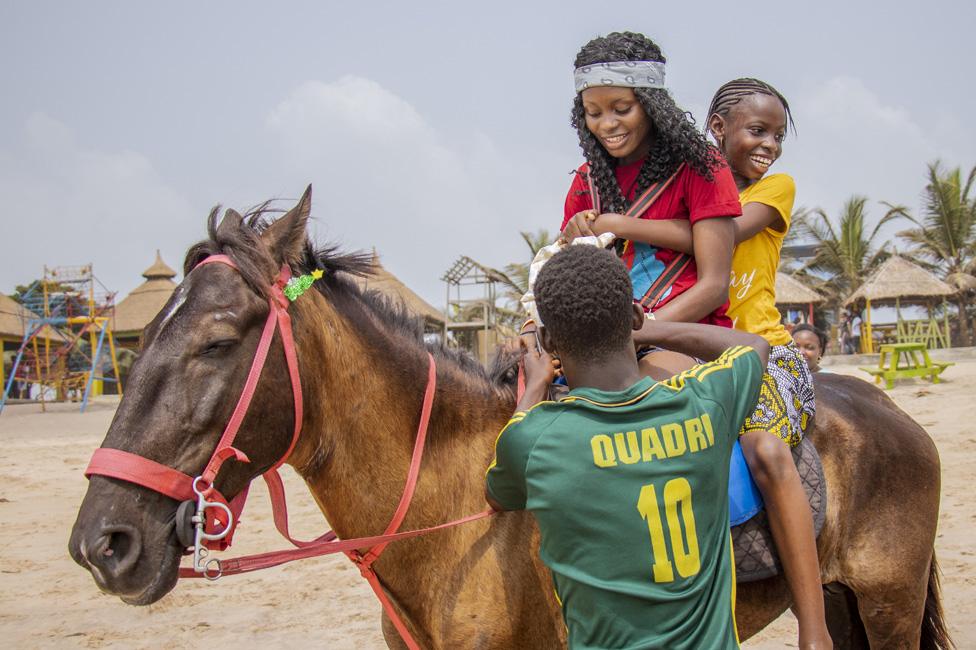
top-left (441, 256), bottom-right (509, 365)
top-left (1, 264), bottom-right (122, 413)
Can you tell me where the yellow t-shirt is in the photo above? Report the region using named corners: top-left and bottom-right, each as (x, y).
top-left (727, 174), bottom-right (795, 345)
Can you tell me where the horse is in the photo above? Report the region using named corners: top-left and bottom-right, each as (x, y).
top-left (70, 189), bottom-right (952, 649)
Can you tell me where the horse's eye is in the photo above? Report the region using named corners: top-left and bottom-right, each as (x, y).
top-left (200, 339), bottom-right (238, 356)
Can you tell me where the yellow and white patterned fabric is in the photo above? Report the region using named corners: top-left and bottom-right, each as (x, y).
top-left (742, 342), bottom-right (814, 447)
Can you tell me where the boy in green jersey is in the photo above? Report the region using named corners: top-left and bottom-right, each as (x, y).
top-left (486, 245), bottom-right (769, 650)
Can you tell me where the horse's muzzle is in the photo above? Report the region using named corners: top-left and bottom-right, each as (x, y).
top-left (69, 522), bottom-right (143, 589)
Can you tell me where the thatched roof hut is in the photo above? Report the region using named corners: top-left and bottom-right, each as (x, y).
top-left (774, 272), bottom-right (824, 307)
top-left (844, 255), bottom-right (954, 307)
top-left (946, 272), bottom-right (976, 292)
top-left (112, 251), bottom-right (178, 340)
top-left (0, 294), bottom-right (39, 343)
top-left (2, 295), bottom-right (60, 393)
top-left (0, 294), bottom-right (61, 341)
top-left (354, 251), bottom-right (444, 331)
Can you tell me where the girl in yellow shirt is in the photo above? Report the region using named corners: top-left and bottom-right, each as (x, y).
top-left (705, 79), bottom-right (828, 649)
top-left (606, 78), bottom-right (830, 648)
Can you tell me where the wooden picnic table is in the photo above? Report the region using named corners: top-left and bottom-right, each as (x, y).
top-left (860, 342), bottom-right (953, 389)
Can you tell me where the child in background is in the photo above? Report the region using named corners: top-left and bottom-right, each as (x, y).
top-left (792, 323), bottom-right (829, 373)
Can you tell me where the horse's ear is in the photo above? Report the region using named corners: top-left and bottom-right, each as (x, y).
top-left (263, 185), bottom-right (311, 265)
top-left (217, 208), bottom-right (244, 240)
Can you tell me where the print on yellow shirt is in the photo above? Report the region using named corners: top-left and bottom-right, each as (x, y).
top-left (727, 174), bottom-right (796, 345)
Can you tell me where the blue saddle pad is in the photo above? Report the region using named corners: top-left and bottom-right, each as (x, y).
top-left (728, 439), bottom-right (764, 526)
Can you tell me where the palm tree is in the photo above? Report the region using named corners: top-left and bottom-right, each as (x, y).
top-left (446, 230), bottom-right (555, 346)
top-left (501, 230), bottom-right (556, 296)
top-left (892, 161), bottom-right (976, 345)
top-left (795, 196), bottom-right (904, 313)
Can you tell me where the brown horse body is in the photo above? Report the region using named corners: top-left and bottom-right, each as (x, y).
top-left (70, 192), bottom-right (951, 648)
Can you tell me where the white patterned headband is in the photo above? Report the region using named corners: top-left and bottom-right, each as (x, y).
top-left (574, 61), bottom-right (666, 93)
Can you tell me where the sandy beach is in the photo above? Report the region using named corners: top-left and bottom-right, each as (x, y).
top-left (1, 356), bottom-right (973, 649)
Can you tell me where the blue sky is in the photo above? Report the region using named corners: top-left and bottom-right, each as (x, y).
top-left (2, 1), bottom-right (973, 306)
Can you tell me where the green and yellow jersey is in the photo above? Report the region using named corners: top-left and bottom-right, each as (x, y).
top-left (486, 346), bottom-right (763, 650)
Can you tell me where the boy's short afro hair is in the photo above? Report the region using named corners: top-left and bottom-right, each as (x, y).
top-left (535, 245), bottom-right (635, 362)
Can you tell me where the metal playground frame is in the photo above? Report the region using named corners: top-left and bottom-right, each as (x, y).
top-left (1, 264), bottom-right (122, 414)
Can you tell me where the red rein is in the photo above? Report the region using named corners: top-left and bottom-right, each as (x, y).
top-left (83, 254), bottom-right (494, 650)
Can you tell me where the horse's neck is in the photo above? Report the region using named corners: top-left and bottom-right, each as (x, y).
top-left (285, 296), bottom-right (561, 646)
top-left (289, 293), bottom-right (512, 540)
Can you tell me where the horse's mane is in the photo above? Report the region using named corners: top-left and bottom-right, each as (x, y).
top-left (182, 203), bottom-right (518, 390)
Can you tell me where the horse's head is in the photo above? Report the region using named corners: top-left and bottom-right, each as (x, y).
top-left (69, 188), bottom-right (315, 605)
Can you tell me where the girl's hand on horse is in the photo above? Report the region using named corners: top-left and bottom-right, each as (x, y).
top-left (559, 210), bottom-right (598, 244)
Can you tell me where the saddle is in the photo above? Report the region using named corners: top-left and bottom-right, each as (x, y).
top-left (729, 437), bottom-right (827, 582)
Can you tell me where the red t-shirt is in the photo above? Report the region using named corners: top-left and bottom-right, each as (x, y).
top-left (562, 159), bottom-right (741, 326)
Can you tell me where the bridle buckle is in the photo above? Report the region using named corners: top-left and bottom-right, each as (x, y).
top-left (190, 476), bottom-right (233, 580)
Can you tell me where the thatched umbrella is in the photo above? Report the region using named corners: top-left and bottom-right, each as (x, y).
top-left (354, 251), bottom-right (444, 332)
top-left (843, 255), bottom-right (955, 352)
top-left (112, 251), bottom-right (178, 346)
top-left (1, 294), bottom-right (60, 392)
top-left (774, 272), bottom-right (824, 323)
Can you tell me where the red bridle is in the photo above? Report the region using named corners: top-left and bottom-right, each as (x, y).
top-left (83, 254), bottom-right (494, 650)
top-left (86, 254), bottom-right (304, 557)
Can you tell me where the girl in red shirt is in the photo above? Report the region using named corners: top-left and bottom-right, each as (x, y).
top-left (561, 32), bottom-right (740, 377)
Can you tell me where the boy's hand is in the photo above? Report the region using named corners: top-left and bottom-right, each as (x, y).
top-left (520, 332), bottom-right (556, 389)
top-left (560, 210), bottom-right (597, 244)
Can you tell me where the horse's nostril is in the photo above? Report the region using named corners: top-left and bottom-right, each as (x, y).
top-left (91, 525), bottom-right (142, 578)
top-left (106, 531), bottom-right (129, 558)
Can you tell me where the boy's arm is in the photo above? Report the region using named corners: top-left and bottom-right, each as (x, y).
top-left (486, 335), bottom-right (554, 512)
top-left (651, 217), bottom-right (735, 324)
top-left (484, 412), bottom-right (531, 512)
top-left (634, 319), bottom-right (770, 367)
top-left (485, 491), bottom-right (506, 512)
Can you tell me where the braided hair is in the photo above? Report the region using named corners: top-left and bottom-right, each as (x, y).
top-left (705, 78), bottom-right (795, 146)
top-left (571, 32), bottom-right (721, 215)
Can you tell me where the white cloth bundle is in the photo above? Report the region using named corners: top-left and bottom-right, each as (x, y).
top-left (520, 233), bottom-right (617, 326)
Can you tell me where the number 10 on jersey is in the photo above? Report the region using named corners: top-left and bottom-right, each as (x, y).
top-left (637, 478), bottom-right (701, 583)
